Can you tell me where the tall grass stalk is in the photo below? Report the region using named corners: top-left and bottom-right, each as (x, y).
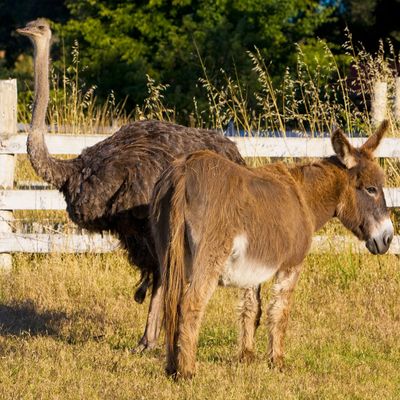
top-left (198, 37), bottom-right (400, 196)
top-left (199, 36), bottom-right (400, 138)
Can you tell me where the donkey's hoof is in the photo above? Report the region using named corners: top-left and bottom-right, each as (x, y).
top-left (267, 356), bottom-right (284, 371)
top-left (173, 371), bottom-right (196, 380)
top-left (166, 366), bottom-right (178, 379)
top-left (239, 349), bottom-right (255, 363)
top-left (166, 366), bottom-right (195, 380)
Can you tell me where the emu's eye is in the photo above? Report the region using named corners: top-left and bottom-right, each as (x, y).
top-left (365, 186), bottom-right (377, 195)
top-left (38, 25), bottom-right (45, 30)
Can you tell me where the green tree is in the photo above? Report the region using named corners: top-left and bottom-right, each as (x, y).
top-left (58, 0), bottom-right (336, 117)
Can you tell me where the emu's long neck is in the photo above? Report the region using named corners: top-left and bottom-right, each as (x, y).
top-left (27, 38), bottom-right (73, 189)
top-left (289, 158), bottom-right (347, 232)
top-left (31, 39), bottom-right (49, 130)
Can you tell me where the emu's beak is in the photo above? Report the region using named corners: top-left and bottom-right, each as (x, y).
top-left (16, 27), bottom-right (32, 37)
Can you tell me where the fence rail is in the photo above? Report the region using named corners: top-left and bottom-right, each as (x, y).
top-left (2, 188), bottom-right (400, 211)
top-left (0, 233), bottom-right (399, 255)
top-left (0, 232), bottom-right (119, 253)
top-left (1, 135), bottom-right (399, 257)
top-left (0, 79), bottom-right (399, 265)
top-left (2, 133), bottom-right (400, 158)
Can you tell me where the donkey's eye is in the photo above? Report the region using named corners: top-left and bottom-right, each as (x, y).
top-left (365, 186), bottom-right (377, 195)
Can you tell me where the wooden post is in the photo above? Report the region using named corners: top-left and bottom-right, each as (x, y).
top-left (394, 77), bottom-right (400, 122)
top-left (371, 81), bottom-right (387, 126)
top-left (0, 79), bottom-right (17, 270)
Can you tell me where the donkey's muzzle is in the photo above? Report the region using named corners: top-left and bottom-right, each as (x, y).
top-left (366, 231), bottom-right (393, 255)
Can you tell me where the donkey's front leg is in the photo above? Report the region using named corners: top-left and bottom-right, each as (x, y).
top-left (267, 266), bottom-right (301, 370)
top-left (238, 285), bottom-right (262, 362)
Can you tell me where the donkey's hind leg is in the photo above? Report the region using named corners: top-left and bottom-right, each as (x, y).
top-left (238, 285), bottom-right (262, 362)
top-left (173, 257), bottom-right (223, 379)
top-left (267, 265), bottom-right (301, 370)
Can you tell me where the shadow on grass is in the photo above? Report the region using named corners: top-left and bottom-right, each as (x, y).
top-left (0, 301), bottom-right (135, 346)
top-left (0, 300), bottom-right (67, 336)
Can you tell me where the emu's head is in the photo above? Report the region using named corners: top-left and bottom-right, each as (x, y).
top-left (332, 120), bottom-right (394, 255)
top-left (16, 18), bottom-right (51, 45)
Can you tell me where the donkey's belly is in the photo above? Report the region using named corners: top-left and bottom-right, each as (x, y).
top-left (219, 234), bottom-right (278, 288)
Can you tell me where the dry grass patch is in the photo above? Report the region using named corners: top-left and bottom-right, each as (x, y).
top-left (0, 252), bottom-right (399, 399)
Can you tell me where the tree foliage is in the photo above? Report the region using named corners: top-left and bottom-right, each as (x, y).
top-left (1, 0), bottom-right (399, 118)
top-left (57, 0), bottom-right (335, 113)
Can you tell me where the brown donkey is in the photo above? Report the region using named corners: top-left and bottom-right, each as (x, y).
top-left (150, 121), bottom-right (394, 379)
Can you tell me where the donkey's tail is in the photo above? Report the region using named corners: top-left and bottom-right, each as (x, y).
top-left (151, 157), bottom-right (188, 364)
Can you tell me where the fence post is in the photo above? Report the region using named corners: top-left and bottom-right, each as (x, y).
top-left (371, 81), bottom-right (387, 126)
top-left (0, 79), bottom-right (17, 270)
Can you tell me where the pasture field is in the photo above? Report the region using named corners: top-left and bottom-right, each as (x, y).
top-left (0, 251), bottom-right (399, 399)
top-left (2, 37), bottom-right (400, 399)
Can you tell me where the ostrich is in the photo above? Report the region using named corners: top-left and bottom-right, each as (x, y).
top-left (17, 18), bottom-right (245, 350)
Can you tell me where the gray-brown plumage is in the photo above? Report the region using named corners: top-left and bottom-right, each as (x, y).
top-left (17, 18), bottom-right (245, 349)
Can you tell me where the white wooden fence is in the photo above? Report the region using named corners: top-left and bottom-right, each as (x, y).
top-left (0, 79), bottom-right (399, 269)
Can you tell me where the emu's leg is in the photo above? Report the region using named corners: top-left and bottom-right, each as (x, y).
top-left (267, 266), bottom-right (301, 370)
top-left (121, 227), bottom-right (156, 305)
top-left (134, 272), bottom-right (163, 352)
top-left (123, 231), bottom-right (163, 352)
top-left (133, 273), bottom-right (150, 304)
top-left (238, 285), bottom-right (262, 362)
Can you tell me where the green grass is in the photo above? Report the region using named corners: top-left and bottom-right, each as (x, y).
top-left (0, 252), bottom-right (399, 399)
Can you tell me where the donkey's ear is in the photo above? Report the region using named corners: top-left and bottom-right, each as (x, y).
top-left (360, 119), bottom-right (388, 154)
top-left (331, 128), bottom-right (357, 169)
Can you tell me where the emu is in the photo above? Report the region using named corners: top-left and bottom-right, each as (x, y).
top-left (16, 18), bottom-right (244, 351)
top-left (151, 122), bottom-right (394, 378)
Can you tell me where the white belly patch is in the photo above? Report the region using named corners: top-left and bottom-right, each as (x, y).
top-left (220, 234), bottom-right (278, 288)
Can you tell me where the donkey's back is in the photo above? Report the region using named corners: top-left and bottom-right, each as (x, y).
top-left (151, 122), bottom-right (393, 379)
top-left (153, 150), bottom-right (314, 277)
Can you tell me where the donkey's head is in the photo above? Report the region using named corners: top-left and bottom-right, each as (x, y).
top-left (332, 120), bottom-right (394, 255)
